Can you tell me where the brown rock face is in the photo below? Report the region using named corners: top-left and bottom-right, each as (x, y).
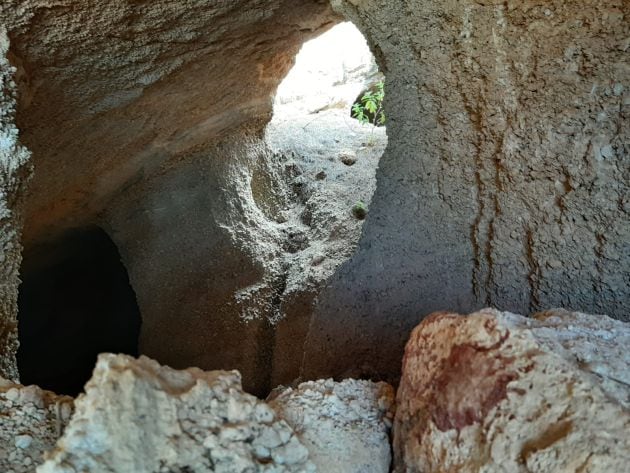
top-left (0, 0), bottom-right (339, 392)
top-left (394, 309), bottom-right (630, 473)
top-left (303, 0), bottom-right (629, 385)
top-left (0, 0), bottom-right (628, 393)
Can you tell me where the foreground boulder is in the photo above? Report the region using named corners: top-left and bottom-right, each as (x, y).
top-left (0, 377), bottom-right (73, 473)
top-left (270, 378), bottom-right (394, 473)
top-left (37, 354), bottom-right (314, 473)
top-left (394, 308), bottom-right (630, 473)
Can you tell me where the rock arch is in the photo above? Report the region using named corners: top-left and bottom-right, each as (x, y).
top-left (0, 0), bottom-right (627, 394)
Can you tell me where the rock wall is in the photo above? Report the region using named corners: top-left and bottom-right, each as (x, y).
top-left (0, 29), bottom-right (31, 381)
top-left (303, 0), bottom-right (629, 383)
top-left (3, 0), bottom-right (337, 245)
top-left (0, 0), bottom-right (339, 391)
top-left (0, 0), bottom-right (627, 392)
top-left (104, 129), bottom-right (287, 395)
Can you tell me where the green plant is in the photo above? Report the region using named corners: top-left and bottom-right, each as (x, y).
top-left (352, 81), bottom-right (386, 128)
top-left (352, 201), bottom-right (368, 220)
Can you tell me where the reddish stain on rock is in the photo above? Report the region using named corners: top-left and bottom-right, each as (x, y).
top-left (428, 343), bottom-right (518, 432)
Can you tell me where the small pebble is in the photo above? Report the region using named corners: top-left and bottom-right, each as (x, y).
top-left (339, 151), bottom-right (357, 166)
top-left (311, 255), bottom-right (325, 266)
top-left (15, 434), bottom-right (33, 449)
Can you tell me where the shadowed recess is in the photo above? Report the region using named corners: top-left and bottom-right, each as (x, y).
top-left (17, 226), bottom-right (141, 396)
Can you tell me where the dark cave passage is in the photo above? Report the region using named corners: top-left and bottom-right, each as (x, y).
top-left (17, 226), bottom-right (141, 396)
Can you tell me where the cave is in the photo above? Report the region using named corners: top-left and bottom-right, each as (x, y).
top-left (0, 0), bottom-right (628, 471)
top-left (16, 227), bottom-right (141, 396)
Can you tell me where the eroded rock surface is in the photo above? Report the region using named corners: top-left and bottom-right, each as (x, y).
top-left (394, 308), bottom-right (630, 473)
top-left (0, 0), bottom-right (340, 394)
top-left (0, 29), bottom-right (31, 381)
top-left (270, 378), bottom-right (394, 473)
top-left (37, 354), bottom-right (314, 473)
top-left (0, 0), bottom-right (628, 404)
top-left (304, 0), bottom-right (630, 384)
top-left (0, 377), bottom-right (73, 473)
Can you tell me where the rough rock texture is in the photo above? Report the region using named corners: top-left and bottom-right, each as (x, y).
top-left (265, 106), bottom-right (386, 387)
top-left (394, 308), bottom-right (630, 473)
top-left (3, 0), bottom-right (336, 245)
top-left (38, 354), bottom-right (315, 473)
top-left (1, 2), bottom-right (385, 394)
top-left (270, 378), bottom-right (394, 473)
top-left (0, 29), bottom-right (31, 381)
top-left (104, 108), bottom-right (384, 394)
top-left (0, 377), bottom-right (73, 473)
top-left (303, 0), bottom-right (630, 384)
top-left (1, 0), bottom-right (628, 394)
top-left (0, 0), bottom-right (340, 392)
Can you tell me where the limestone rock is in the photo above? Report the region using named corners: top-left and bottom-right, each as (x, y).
top-left (37, 354), bottom-right (314, 473)
top-left (304, 0), bottom-right (630, 387)
top-left (0, 0), bottom-right (338, 396)
top-left (394, 308), bottom-right (630, 473)
top-left (270, 378), bottom-right (394, 473)
top-left (0, 377), bottom-right (73, 473)
top-left (0, 28), bottom-right (32, 380)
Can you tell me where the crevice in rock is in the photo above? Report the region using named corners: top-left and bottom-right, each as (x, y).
top-left (525, 226), bottom-right (541, 312)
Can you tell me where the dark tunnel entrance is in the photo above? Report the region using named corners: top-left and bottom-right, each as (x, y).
top-left (17, 226), bottom-right (141, 396)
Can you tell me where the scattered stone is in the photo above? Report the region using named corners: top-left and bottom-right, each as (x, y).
top-left (37, 354), bottom-right (315, 473)
top-left (315, 170), bottom-right (327, 180)
top-left (14, 435), bottom-right (33, 450)
top-left (394, 308), bottom-right (630, 473)
top-left (270, 378), bottom-right (394, 473)
top-left (311, 254), bottom-right (325, 266)
top-left (340, 151), bottom-right (358, 166)
top-left (0, 378), bottom-right (73, 473)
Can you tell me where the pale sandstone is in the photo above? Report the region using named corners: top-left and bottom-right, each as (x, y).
top-left (37, 354), bottom-right (315, 473)
top-left (394, 308), bottom-right (630, 473)
top-left (270, 378), bottom-right (394, 473)
top-left (0, 377), bottom-right (73, 473)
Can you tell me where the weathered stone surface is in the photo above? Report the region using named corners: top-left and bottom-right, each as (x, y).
top-left (37, 354), bottom-right (315, 473)
top-left (270, 378), bottom-right (394, 473)
top-left (0, 29), bottom-right (31, 380)
top-left (0, 377), bottom-right (73, 473)
top-left (0, 0), bottom-right (340, 395)
top-left (394, 308), bottom-right (630, 473)
top-left (1, 0), bottom-right (628, 399)
top-left (304, 0), bottom-right (630, 383)
top-left (2, 0), bottom-right (337, 245)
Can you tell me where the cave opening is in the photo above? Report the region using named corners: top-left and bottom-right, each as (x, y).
top-left (262, 20), bottom-right (388, 291)
top-left (17, 226), bottom-right (141, 396)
